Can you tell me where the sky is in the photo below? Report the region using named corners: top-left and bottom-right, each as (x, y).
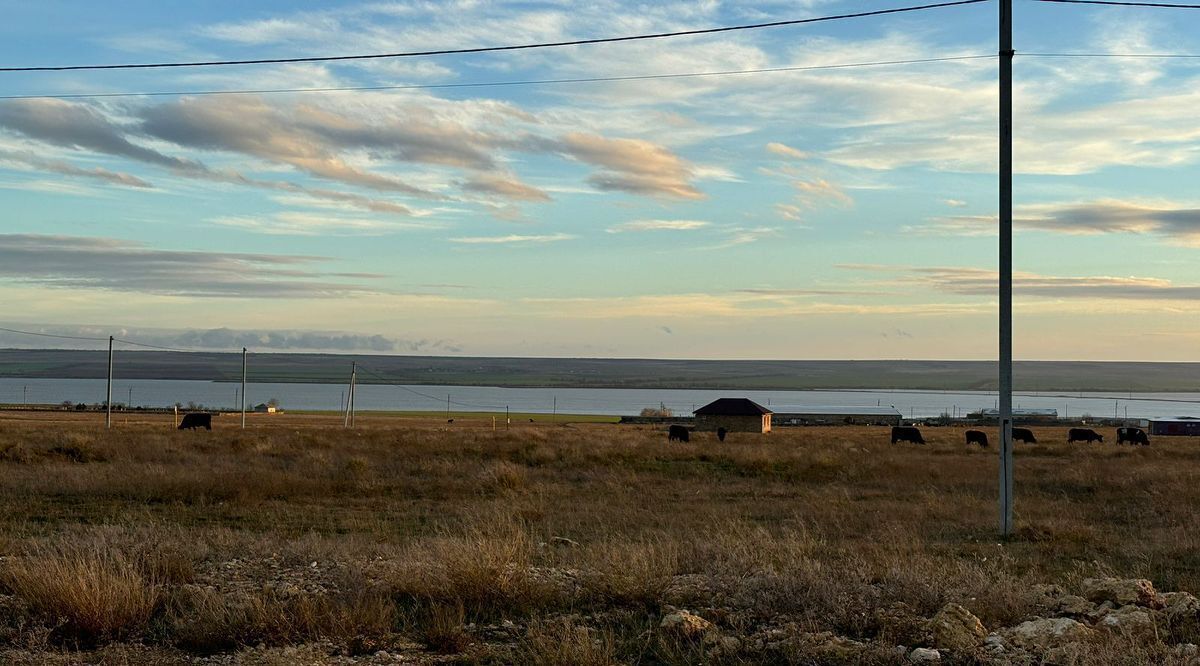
top-left (1, 0), bottom-right (1199, 360)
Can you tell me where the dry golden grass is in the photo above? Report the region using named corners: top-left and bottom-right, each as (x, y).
top-left (0, 411), bottom-right (1197, 662)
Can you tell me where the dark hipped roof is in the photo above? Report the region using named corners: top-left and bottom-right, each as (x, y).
top-left (694, 398), bottom-right (772, 416)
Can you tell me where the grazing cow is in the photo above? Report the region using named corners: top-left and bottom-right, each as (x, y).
top-left (1012, 427), bottom-right (1037, 444)
top-left (965, 430), bottom-right (989, 447)
top-left (178, 413), bottom-right (212, 431)
top-left (1117, 427), bottom-right (1150, 446)
top-left (668, 424), bottom-right (690, 442)
top-left (1068, 427), bottom-right (1103, 444)
top-left (447, 419), bottom-right (454, 424)
top-left (891, 426), bottom-right (926, 445)
top-left (717, 427), bottom-right (727, 442)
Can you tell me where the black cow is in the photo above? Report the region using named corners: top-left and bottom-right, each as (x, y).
top-left (717, 427), bottom-right (727, 442)
top-left (668, 424), bottom-right (690, 442)
top-left (965, 430), bottom-right (989, 447)
top-left (1117, 427), bottom-right (1150, 446)
top-left (1068, 427), bottom-right (1103, 444)
top-left (1012, 427), bottom-right (1037, 444)
top-left (891, 426), bottom-right (926, 445)
top-left (178, 413), bottom-right (212, 431)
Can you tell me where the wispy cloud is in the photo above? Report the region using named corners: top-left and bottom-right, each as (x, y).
top-left (915, 199), bottom-right (1200, 246)
top-left (606, 219), bottom-right (710, 233)
top-left (559, 132), bottom-right (703, 200)
top-left (766, 142), bottom-right (808, 160)
top-left (840, 264), bottom-right (1200, 301)
top-left (449, 233), bottom-right (575, 245)
top-left (0, 234), bottom-right (382, 298)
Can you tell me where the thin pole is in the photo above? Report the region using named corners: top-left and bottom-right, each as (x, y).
top-left (105, 335), bottom-right (113, 429)
top-left (22, 385), bottom-right (26, 408)
top-left (998, 0), bottom-right (1015, 538)
top-left (553, 395), bottom-right (557, 423)
top-left (344, 363), bottom-right (354, 427)
top-left (447, 394), bottom-right (451, 420)
top-left (241, 347), bottom-right (247, 429)
top-left (349, 362), bottom-right (357, 428)
top-left (506, 405), bottom-right (509, 429)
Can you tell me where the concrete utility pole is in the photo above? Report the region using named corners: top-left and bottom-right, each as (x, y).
top-left (998, 0), bottom-right (1015, 538)
top-left (345, 362), bottom-right (357, 428)
top-left (105, 335), bottom-right (114, 429)
top-left (241, 347), bottom-right (247, 429)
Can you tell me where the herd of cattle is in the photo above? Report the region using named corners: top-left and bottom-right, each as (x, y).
top-left (891, 425), bottom-right (1152, 446)
top-left (665, 424), bottom-right (1154, 446)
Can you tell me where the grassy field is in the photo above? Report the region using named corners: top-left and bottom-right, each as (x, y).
top-left (0, 412), bottom-right (1196, 664)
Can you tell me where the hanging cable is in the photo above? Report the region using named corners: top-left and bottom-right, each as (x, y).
top-left (0, 1), bottom-right (989, 72)
top-left (0, 326), bottom-right (108, 342)
top-left (1033, 0), bottom-right (1200, 8)
top-left (0, 55), bottom-right (995, 101)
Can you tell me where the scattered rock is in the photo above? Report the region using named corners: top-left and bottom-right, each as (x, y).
top-left (1054, 594), bottom-right (1095, 617)
top-left (1002, 617), bottom-right (1094, 651)
top-left (1097, 604), bottom-right (1156, 639)
top-left (1082, 577), bottom-right (1157, 607)
top-left (930, 602), bottom-right (986, 651)
top-left (909, 646), bottom-right (942, 663)
top-left (660, 610), bottom-right (713, 638)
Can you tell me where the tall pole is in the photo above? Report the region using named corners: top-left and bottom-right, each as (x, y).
top-left (105, 335), bottom-right (114, 429)
top-left (241, 347), bottom-right (247, 429)
top-left (349, 362), bottom-right (357, 428)
top-left (998, 0), bottom-right (1015, 538)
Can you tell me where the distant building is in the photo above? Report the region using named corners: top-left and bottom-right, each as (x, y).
top-left (977, 408), bottom-right (1058, 423)
top-left (772, 406), bottom-right (902, 426)
top-left (693, 398), bottom-right (772, 433)
top-left (253, 403), bottom-right (278, 414)
top-left (1148, 416), bottom-right (1200, 436)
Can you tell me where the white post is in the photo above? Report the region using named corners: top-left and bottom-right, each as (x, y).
top-left (241, 347), bottom-right (247, 429)
top-left (998, 0), bottom-right (1015, 538)
top-left (105, 335), bottom-right (114, 429)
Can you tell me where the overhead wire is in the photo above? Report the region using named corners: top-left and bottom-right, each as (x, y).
top-left (1032, 0), bottom-right (1200, 8)
top-left (0, 0), bottom-right (990, 73)
top-left (355, 363), bottom-right (508, 410)
top-left (0, 326), bottom-right (108, 342)
top-left (0, 55), bottom-right (996, 101)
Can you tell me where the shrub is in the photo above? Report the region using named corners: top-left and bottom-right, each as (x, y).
top-left (2, 545), bottom-right (161, 643)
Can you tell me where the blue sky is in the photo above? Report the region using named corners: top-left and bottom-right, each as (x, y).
top-left (1, 0), bottom-right (1199, 359)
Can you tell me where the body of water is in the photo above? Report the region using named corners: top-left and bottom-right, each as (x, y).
top-left (2, 378), bottom-right (1199, 420)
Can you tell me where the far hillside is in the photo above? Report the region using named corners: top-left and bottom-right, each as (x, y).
top-left (1, 350), bottom-right (1198, 392)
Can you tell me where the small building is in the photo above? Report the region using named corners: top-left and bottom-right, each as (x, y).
top-left (693, 398), bottom-right (772, 433)
top-left (773, 406), bottom-right (903, 426)
top-left (1148, 416), bottom-right (1200, 436)
top-left (253, 403), bottom-right (278, 414)
top-left (977, 408), bottom-right (1058, 423)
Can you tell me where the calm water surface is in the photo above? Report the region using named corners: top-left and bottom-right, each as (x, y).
top-left (2, 378), bottom-right (1198, 419)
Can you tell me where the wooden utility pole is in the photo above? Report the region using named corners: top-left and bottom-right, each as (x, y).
top-left (105, 335), bottom-right (113, 429)
top-left (999, 0), bottom-right (1015, 537)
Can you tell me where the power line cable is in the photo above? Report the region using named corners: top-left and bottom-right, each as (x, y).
top-left (0, 326), bottom-right (107, 342)
top-left (0, 55), bottom-right (995, 101)
top-left (356, 363), bottom-right (508, 409)
top-left (1021, 51), bottom-right (1200, 58)
top-left (1033, 0), bottom-right (1200, 8)
top-left (0, 0), bottom-right (990, 73)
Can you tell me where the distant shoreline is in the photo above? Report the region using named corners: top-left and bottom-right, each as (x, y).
top-left (3, 349), bottom-right (1198, 393)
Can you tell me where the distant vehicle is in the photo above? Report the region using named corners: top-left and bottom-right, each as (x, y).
top-left (965, 430), bottom-right (988, 447)
top-left (1068, 427), bottom-right (1103, 444)
top-left (1012, 427), bottom-right (1037, 444)
top-left (178, 413), bottom-right (212, 431)
top-left (717, 427), bottom-right (727, 442)
top-left (1116, 427), bottom-right (1150, 446)
top-left (891, 426), bottom-right (926, 445)
top-left (668, 424), bottom-right (690, 442)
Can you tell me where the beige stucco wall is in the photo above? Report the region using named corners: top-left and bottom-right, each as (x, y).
top-left (695, 414), bottom-right (771, 433)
